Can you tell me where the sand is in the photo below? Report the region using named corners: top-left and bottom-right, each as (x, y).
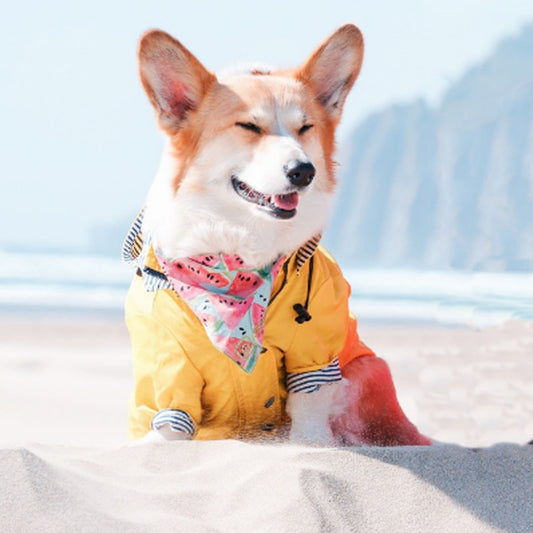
top-left (1, 316), bottom-right (532, 532)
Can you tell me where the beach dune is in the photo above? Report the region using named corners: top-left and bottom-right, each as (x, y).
top-left (3, 440), bottom-right (532, 532)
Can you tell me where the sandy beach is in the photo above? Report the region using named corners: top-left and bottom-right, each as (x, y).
top-left (1, 315), bottom-right (532, 531)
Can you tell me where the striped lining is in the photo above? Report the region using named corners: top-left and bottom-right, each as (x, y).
top-left (121, 208), bottom-right (173, 291)
top-left (295, 234), bottom-right (320, 274)
top-left (286, 358), bottom-right (342, 393)
top-left (121, 208), bottom-right (145, 265)
top-left (151, 409), bottom-right (195, 435)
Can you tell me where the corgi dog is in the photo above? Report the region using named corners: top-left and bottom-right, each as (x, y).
top-left (124, 24), bottom-right (431, 446)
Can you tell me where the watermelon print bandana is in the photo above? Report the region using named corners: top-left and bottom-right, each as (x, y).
top-left (154, 251), bottom-right (285, 373)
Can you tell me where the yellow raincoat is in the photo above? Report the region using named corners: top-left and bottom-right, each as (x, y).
top-left (126, 244), bottom-right (374, 440)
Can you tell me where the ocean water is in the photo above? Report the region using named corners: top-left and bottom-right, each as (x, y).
top-left (0, 250), bottom-right (130, 314)
top-left (344, 268), bottom-right (533, 328)
top-left (1, 249), bottom-right (532, 327)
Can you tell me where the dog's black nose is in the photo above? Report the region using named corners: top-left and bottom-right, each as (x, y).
top-left (285, 161), bottom-right (315, 188)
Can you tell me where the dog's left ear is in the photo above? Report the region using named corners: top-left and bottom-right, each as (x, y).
top-left (298, 24), bottom-right (363, 123)
top-left (138, 30), bottom-right (217, 134)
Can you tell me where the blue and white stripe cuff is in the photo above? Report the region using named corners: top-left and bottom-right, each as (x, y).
top-left (286, 358), bottom-right (342, 393)
top-left (151, 409), bottom-right (195, 435)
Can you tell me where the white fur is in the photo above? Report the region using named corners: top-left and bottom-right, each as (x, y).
top-left (217, 62), bottom-right (275, 79)
top-left (286, 382), bottom-right (342, 446)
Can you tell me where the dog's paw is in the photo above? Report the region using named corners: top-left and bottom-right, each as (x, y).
top-left (129, 425), bottom-right (192, 445)
top-left (151, 424), bottom-right (192, 441)
top-left (287, 383), bottom-right (340, 447)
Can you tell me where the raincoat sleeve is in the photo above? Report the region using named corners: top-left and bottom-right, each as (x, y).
top-left (284, 248), bottom-right (375, 393)
top-left (126, 277), bottom-right (204, 439)
top-left (337, 312), bottom-right (376, 368)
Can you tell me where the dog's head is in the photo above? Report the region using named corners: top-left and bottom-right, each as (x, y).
top-left (139, 25), bottom-right (363, 266)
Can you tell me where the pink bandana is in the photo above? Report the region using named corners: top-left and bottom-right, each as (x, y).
top-left (154, 251), bottom-right (285, 373)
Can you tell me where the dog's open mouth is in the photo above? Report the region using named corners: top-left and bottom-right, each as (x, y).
top-left (231, 177), bottom-right (298, 219)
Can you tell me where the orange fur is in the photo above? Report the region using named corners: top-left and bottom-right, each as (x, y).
top-left (333, 356), bottom-right (432, 446)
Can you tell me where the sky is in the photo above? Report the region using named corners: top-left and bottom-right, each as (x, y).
top-left (2, 0), bottom-right (533, 252)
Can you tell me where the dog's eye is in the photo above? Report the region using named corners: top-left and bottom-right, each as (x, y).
top-left (298, 124), bottom-right (314, 135)
top-left (236, 122), bottom-right (262, 134)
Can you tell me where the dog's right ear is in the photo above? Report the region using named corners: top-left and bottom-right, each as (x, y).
top-left (138, 30), bottom-right (216, 134)
top-left (298, 24), bottom-right (364, 125)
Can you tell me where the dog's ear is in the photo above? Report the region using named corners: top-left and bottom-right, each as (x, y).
top-left (298, 24), bottom-right (363, 124)
top-left (138, 30), bottom-right (216, 133)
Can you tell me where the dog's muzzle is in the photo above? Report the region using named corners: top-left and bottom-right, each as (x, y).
top-left (231, 160), bottom-right (315, 220)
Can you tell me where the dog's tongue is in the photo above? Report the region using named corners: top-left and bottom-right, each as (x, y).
top-left (273, 192), bottom-right (299, 211)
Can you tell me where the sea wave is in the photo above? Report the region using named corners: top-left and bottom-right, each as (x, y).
top-left (344, 268), bottom-right (533, 327)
